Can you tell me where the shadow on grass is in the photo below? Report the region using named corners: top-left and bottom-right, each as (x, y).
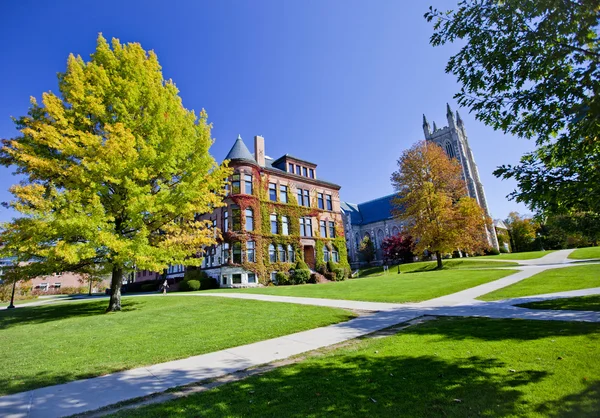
top-left (108, 355), bottom-right (548, 418)
top-left (0, 299), bottom-right (141, 330)
top-left (517, 296), bottom-right (600, 312)
top-left (400, 316), bottom-right (600, 342)
top-left (537, 380), bottom-right (600, 417)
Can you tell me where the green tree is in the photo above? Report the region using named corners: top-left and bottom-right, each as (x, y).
top-left (425, 0), bottom-right (600, 215)
top-left (0, 35), bottom-right (230, 312)
top-left (359, 235), bottom-right (376, 264)
top-left (391, 141), bottom-right (490, 269)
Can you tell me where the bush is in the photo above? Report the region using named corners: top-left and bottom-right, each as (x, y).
top-left (499, 246), bottom-right (508, 253)
top-left (141, 283), bottom-right (159, 292)
top-left (179, 279), bottom-right (201, 291)
top-left (275, 271), bottom-right (291, 285)
top-left (295, 259), bottom-right (309, 270)
top-left (332, 267), bottom-right (346, 281)
top-left (184, 269), bottom-right (209, 281)
top-left (292, 269), bottom-right (311, 284)
top-left (484, 247), bottom-right (501, 256)
top-left (327, 260), bottom-right (337, 272)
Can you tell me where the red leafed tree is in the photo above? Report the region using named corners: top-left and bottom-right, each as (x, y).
top-left (381, 233), bottom-right (414, 264)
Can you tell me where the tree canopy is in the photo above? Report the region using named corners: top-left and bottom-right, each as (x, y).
top-left (0, 35), bottom-right (230, 311)
top-left (426, 0), bottom-right (600, 215)
top-left (391, 141), bottom-right (490, 268)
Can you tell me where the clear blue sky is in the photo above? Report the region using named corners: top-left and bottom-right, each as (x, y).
top-left (0, 0), bottom-right (533, 223)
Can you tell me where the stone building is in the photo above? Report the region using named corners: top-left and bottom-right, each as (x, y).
top-left (196, 135), bottom-right (348, 287)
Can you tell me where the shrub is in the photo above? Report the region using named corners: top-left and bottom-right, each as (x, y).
top-left (499, 246), bottom-right (508, 253)
top-left (292, 269), bottom-right (311, 284)
top-left (184, 269), bottom-right (209, 281)
top-left (275, 271), bottom-right (291, 285)
top-left (180, 279), bottom-right (201, 291)
top-left (141, 283), bottom-right (159, 292)
top-left (332, 268), bottom-right (346, 281)
top-left (295, 259), bottom-right (309, 270)
top-left (327, 260), bottom-right (337, 272)
top-left (484, 247), bottom-right (501, 256)
top-left (323, 271), bottom-right (336, 281)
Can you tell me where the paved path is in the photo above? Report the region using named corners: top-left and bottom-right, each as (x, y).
top-left (2, 253), bottom-right (600, 418)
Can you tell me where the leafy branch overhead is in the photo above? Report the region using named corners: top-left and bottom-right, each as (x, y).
top-left (426, 0), bottom-right (600, 215)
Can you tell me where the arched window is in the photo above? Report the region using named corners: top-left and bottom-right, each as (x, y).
top-left (392, 226), bottom-right (400, 236)
top-left (269, 244), bottom-right (276, 263)
top-left (278, 244), bottom-right (286, 262)
top-left (223, 210), bottom-right (228, 232)
top-left (355, 233), bottom-right (360, 250)
top-left (445, 142), bottom-right (456, 159)
top-left (323, 245), bottom-right (330, 262)
top-left (287, 245), bottom-right (295, 263)
top-left (331, 245), bottom-right (339, 263)
top-left (245, 208), bottom-right (254, 231)
top-left (377, 229), bottom-right (385, 250)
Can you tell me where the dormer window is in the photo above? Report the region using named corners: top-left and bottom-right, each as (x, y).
top-left (309, 169), bottom-right (315, 178)
top-left (289, 163), bottom-right (294, 173)
top-left (302, 167), bottom-right (308, 177)
top-left (295, 165), bottom-right (301, 175)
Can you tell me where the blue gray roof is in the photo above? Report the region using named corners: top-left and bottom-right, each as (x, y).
top-left (342, 194), bottom-right (399, 225)
top-left (224, 135), bottom-right (256, 163)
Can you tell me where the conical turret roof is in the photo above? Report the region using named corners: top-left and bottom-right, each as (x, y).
top-left (224, 135), bottom-right (257, 164)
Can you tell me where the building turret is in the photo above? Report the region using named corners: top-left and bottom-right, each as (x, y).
top-left (446, 103), bottom-right (455, 128)
top-left (422, 114), bottom-right (431, 138)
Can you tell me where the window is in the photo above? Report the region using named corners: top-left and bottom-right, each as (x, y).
top-left (232, 242), bottom-right (242, 264)
top-left (297, 189), bottom-right (303, 206)
top-left (281, 216), bottom-right (289, 235)
top-left (278, 244), bottom-right (286, 262)
top-left (280, 185), bottom-right (288, 203)
top-left (269, 183), bottom-right (277, 201)
top-left (300, 218), bottom-right (306, 237)
top-left (309, 168), bottom-right (315, 178)
top-left (53, 282), bottom-right (61, 289)
top-left (231, 205), bottom-right (241, 231)
top-left (445, 142), bottom-right (456, 158)
top-left (289, 163), bottom-right (294, 173)
top-left (306, 218), bottom-right (312, 237)
top-left (223, 211), bottom-right (228, 232)
top-left (232, 274), bottom-right (242, 284)
top-left (326, 194), bottom-right (332, 210)
top-left (245, 208), bottom-right (254, 231)
top-left (323, 246), bottom-right (330, 262)
top-left (300, 217), bottom-right (312, 237)
top-left (231, 174), bottom-right (240, 194)
top-left (270, 271), bottom-right (278, 283)
top-left (212, 219), bottom-right (217, 238)
top-left (302, 167), bottom-right (308, 177)
top-left (296, 165), bottom-right (301, 175)
top-left (317, 193), bottom-right (324, 209)
top-left (246, 241), bottom-right (255, 262)
top-left (244, 174), bottom-right (253, 194)
top-left (320, 220), bottom-right (327, 237)
top-left (270, 214), bottom-right (278, 234)
top-left (222, 275), bottom-right (228, 285)
top-left (269, 244), bottom-right (276, 263)
top-left (288, 245), bottom-right (295, 263)
top-left (303, 189), bottom-right (310, 207)
top-left (328, 221), bottom-right (335, 238)
top-left (223, 243), bottom-right (230, 263)
top-left (332, 247), bottom-right (339, 263)
top-left (247, 273), bottom-right (256, 284)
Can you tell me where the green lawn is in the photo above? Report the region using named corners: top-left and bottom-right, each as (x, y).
top-left (478, 264), bottom-right (600, 301)
top-left (110, 317), bottom-right (600, 418)
top-left (518, 295), bottom-right (600, 312)
top-left (360, 259), bottom-right (517, 275)
top-left (477, 250), bottom-right (556, 261)
top-left (569, 247), bottom-right (600, 260)
top-left (208, 269), bottom-right (516, 303)
top-left (0, 296), bottom-right (354, 396)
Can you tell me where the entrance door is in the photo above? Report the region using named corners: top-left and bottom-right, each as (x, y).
top-left (303, 246), bottom-right (315, 270)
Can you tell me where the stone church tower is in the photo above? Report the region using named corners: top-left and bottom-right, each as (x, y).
top-left (423, 104), bottom-right (499, 250)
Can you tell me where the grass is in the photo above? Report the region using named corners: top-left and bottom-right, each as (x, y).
top-left (361, 259), bottom-right (517, 275)
top-left (207, 269), bottom-right (516, 303)
top-left (109, 317), bottom-right (600, 417)
top-left (477, 250), bottom-right (556, 260)
top-left (518, 295), bottom-right (600, 312)
top-left (0, 295), bottom-right (354, 396)
top-left (569, 247), bottom-right (600, 260)
top-left (478, 264), bottom-right (600, 301)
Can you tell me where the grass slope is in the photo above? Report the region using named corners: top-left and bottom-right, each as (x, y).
top-left (569, 247), bottom-right (600, 260)
top-left (208, 269), bottom-right (515, 303)
top-left (110, 317), bottom-right (600, 418)
top-left (478, 264), bottom-right (600, 301)
top-left (361, 259), bottom-right (517, 275)
top-left (518, 295), bottom-right (600, 312)
top-left (477, 250), bottom-right (555, 260)
top-left (0, 296), bottom-right (354, 396)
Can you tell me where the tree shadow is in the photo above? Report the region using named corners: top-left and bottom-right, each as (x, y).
top-left (399, 316), bottom-right (600, 342)
top-left (536, 380), bottom-right (600, 417)
top-left (111, 354), bottom-right (549, 417)
top-left (0, 299), bottom-right (141, 330)
top-left (517, 295), bottom-right (600, 312)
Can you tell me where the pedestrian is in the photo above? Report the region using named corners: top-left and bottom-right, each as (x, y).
top-left (161, 279), bottom-right (169, 295)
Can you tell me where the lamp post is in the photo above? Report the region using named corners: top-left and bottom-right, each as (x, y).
top-left (7, 280), bottom-right (17, 309)
top-left (396, 253), bottom-right (401, 274)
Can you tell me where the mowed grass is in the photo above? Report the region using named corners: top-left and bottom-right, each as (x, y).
top-left (0, 296), bottom-right (354, 396)
top-left (478, 264), bottom-right (600, 301)
top-left (569, 246), bottom-right (600, 260)
top-left (208, 269), bottom-right (515, 303)
top-left (518, 295), bottom-right (600, 312)
top-left (110, 317), bottom-right (600, 418)
top-left (477, 250), bottom-right (555, 260)
top-left (361, 259), bottom-right (517, 275)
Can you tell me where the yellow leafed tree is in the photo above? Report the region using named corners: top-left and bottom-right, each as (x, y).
top-left (0, 35), bottom-right (230, 311)
top-left (390, 141), bottom-right (490, 269)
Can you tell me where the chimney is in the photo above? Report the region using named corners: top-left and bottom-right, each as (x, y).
top-left (254, 135), bottom-right (265, 167)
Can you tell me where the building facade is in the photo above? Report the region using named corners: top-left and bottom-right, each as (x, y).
top-left (197, 135), bottom-right (349, 287)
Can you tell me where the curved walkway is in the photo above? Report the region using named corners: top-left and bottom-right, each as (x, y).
top-left (2, 252), bottom-right (600, 418)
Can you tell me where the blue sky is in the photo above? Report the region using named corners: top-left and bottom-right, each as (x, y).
top-left (0, 0), bottom-right (533, 223)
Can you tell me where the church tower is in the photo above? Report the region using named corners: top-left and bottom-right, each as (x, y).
top-left (423, 104), bottom-right (499, 250)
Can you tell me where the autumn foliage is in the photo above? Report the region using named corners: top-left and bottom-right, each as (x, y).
top-left (391, 141), bottom-right (490, 268)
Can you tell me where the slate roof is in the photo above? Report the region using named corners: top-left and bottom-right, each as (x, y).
top-left (224, 135), bottom-right (257, 164)
top-left (342, 194), bottom-right (398, 226)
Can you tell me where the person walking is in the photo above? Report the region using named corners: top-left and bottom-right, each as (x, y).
top-left (161, 279), bottom-right (169, 295)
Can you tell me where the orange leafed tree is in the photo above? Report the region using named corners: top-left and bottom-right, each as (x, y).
top-left (391, 141), bottom-right (490, 269)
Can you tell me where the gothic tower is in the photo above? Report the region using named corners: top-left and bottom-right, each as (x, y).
top-left (423, 104), bottom-right (499, 250)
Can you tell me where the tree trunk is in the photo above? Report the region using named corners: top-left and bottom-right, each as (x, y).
top-left (435, 251), bottom-right (443, 270)
top-left (106, 266), bottom-right (123, 312)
